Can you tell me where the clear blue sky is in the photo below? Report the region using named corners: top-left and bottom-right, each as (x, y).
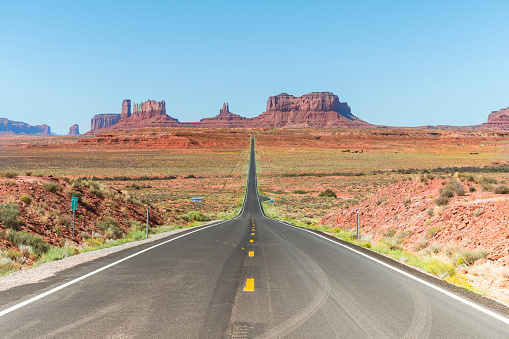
top-left (1, 0), bottom-right (508, 134)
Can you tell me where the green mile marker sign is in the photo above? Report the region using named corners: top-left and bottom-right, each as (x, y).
top-left (71, 197), bottom-right (78, 211)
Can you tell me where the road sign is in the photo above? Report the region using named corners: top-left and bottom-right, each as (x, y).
top-left (191, 197), bottom-right (202, 203)
top-left (71, 197), bottom-right (78, 211)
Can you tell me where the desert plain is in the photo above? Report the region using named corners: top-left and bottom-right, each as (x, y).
top-left (1, 127), bottom-right (509, 303)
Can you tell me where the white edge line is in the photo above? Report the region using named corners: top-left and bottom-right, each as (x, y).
top-left (0, 219), bottom-right (229, 318)
top-left (267, 216), bottom-right (509, 325)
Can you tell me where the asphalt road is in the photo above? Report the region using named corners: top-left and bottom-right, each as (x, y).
top-left (1, 138), bottom-right (509, 338)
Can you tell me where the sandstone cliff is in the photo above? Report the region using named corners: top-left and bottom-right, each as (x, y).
top-left (67, 124), bottom-right (80, 136)
top-left (248, 92), bottom-right (370, 128)
top-left (0, 118), bottom-right (51, 136)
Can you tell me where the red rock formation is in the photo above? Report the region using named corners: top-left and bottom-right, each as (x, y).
top-left (90, 114), bottom-right (121, 131)
top-left (0, 118), bottom-right (51, 136)
top-left (480, 108), bottom-right (509, 130)
top-left (196, 102), bottom-right (249, 128)
top-left (121, 99), bottom-right (131, 119)
top-left (67, 124), bottom-right (80, 136)
top-left (248, 92), bottom-right (371, 128)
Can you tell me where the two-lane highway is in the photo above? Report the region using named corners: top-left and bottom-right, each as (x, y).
top-left (1, 137), bottom-right (509, 338)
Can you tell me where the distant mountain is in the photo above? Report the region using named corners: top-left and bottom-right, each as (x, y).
top-left (0, 118), bottom-right (51, 137)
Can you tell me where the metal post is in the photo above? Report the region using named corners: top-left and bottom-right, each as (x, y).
top-left (146, 209), bottom-right (149, 239)
top-left (356, 209), bottom-right (359, 240)
top-left (72, 210), bottom-right (75, 237)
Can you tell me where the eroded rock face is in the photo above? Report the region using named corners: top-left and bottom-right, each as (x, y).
top-left (67, 124), bottom-right (80, 136)
top-left (249, 92), bottom-right (370, 128)
top-left (0, 118), bottom-right (51, 136)
top-left (132, 100), bottom-right (166, 119)
top-left (90, 114), bottom-right (121, 131)
top-left (481, 108), bottom-right (509, 130)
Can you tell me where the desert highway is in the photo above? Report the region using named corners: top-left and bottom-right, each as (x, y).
top-left (1, 139), bottom-right (509, 338)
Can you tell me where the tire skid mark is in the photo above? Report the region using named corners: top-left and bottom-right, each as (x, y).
top-left (403, 288), bottom-right (432, 339)
top-left (256, 234), bottom-right (331, 339)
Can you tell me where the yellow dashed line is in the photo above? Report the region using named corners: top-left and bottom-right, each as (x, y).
top-left (243, 278), bottom-right (254, 292)
top-left (249, 251), bottom-right (254, 257)
top-left (250, 239), bottom-right (254, 243)
top-left (251, 233), bottom-right (255, 236)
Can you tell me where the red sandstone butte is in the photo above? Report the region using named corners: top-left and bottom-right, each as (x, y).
top-left (480, 107), bottom-right (509, 130)
top-left (67, 124), bottom-right (80, 136)
top-left (247, 92), bottom-right (372, 128)
top-left (196, 102), bottom-right (249, 128)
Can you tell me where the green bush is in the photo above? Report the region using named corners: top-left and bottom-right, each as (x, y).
top-left (19, 194), bottom-right (33, 205)
top-left (1, 229), bottom-right (50, 254)
top-left (473, 208), bottom-right (484, 217)
top-left (468, 185), bottom-right (476, 192)
top-left (318, 189), bottom-right (337, 198)
top-left (181, 211), bottom-right (210, 222)
top-left (97, 216), bottom-right (124, 239)
top-left (39, 246), bottom-right (79, 264)
top-left (43, 181), bottom-right (59, 193)
top-left (493, 184), bottom-right (509, 194)
top-left (292, 190), bottom-right (307, 194)
top-left (65, 189), bottom-right (83, 198)
top-left (2, 171), bottom-right (17, 178)
top-left (0, 203), bottom-right (22, 230)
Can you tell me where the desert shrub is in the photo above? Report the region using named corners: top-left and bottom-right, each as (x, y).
top-left (427, 226), bottom-right (441, 238)
top-left (181, 211), bottom-right (210, 222)
top-left (434, 195), bottom-right (449, 206)
top-left (493, 184), bottom-right (509, 194)
top-left (80, 232), bottom-right (91, 239)
top-left (468, 185), bottom-right (476, 192)
top-left (455, 248), bottom-right (490, 266)
top-left (19, 195), bottom-right (33, 205)
top-left (427, 207), bottom-right (434, 217)
top-left (42, 181), bottom-right (59, 193)
top-left (58, 215), bottom-right (72, 227)
top-left (126, 219), bottom-right (144, 230)
top-left (2, 171), bottom-right (17, 178)
top-left (65, 189), bottom-right (83, 198)
top-left (413, 237), bottom-right (429, 251)
top-left (458, 173), bottom-right (475, 182)
top-left (430, 243), bottom-right (442, 254)
top-left (39, 246), bottom-right (79, 264)
top-left (447, 181), bottom-right (466, 196)
top-left (472, 208), bottom-right (484, 217)
top-left (318, 189), bottom-right (337, 198)
top-left (293, 190), bottom-right (307, 194)
top-left (1, 229), bottom-right (49, 254)
top-left (96, 217), bottom-right (124, 239)
top-left (403, 198), bottom-right (411, 205)
top-left (184, 174), bottom-right (196, 179)
top-left (127, 229), bottom-right (146, 240)
top-left (476, 176), bottom-right (497, 185)
top-left (25, 171), bottom-right (32, 176)
top-left (0, 203), bottom-right (22, 230)
top-left (384, 227), bottom-right (397, 238)
top-left (439, 188), bottom-right (454, 198)
top-left (481, 183), bottom-right (494, 192)
top-left (381, 238), bottom-right (403, 251)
